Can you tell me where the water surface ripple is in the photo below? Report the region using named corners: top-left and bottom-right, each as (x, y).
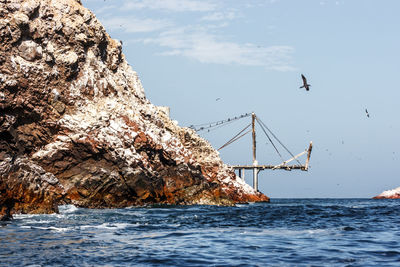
top-left (1, 199), bottom-right (400, 266)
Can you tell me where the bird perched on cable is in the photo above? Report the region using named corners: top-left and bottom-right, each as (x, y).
top-left (365, 109), bottom-right (370, 118)
top-left (300, 74), bottom-right (311, 91)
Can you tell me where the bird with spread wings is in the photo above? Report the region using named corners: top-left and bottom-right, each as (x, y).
top-left (300, 74), bottom-right (311, 91)
top-left (365, 109), bottom-right (370, 118)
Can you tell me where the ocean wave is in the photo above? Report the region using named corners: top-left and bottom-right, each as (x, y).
top-left (13, 213), bottom-right (63, 220)
top-left (20, 225), bottom-right (72, 232)
top-left (80, 222), bottom-right (133, 230)
top-left (3, 199), bottom-right (399, 266)
top-left (58, 204), bottom-right (79, 214)
top-left (241, 227), bottom-right (332, 237)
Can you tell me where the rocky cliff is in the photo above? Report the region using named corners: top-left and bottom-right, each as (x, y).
top-left (0, 0), bottom-right (269, 218)
top-left (373, 187), bottom-right (400, 199)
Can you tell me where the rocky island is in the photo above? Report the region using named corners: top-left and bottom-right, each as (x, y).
top-left (0, 0), bottom-right (269, 219)
top-left (373, 187), bottom-right (400, 199)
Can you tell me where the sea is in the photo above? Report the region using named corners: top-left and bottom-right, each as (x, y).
top-left (1, 199), bottom-right (400, 267)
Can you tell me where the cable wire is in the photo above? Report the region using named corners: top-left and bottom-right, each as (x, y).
top-left (255, 117), bottom-right (285, 162)
top-left (256, 116), bottom-right (302, 165)
top-left (189, 113), bottom-right (251, 132)
top-left (218, 123), bottom-right (252, 150)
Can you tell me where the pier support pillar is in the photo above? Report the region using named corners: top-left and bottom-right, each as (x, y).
top-left (238, 169), bottom-right (242, 179)
top-left (242, 168), bottom-right (245, 181)
top-left (253, 167), bottom-right (258, 192)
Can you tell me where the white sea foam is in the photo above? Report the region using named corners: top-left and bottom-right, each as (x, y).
top-left (13, 213), bottom-right (62, 219)
top-left (20, 225), bottom-right (71, 232)
top-left (80, 222), bottom-right (131, 230)
top-left (20, 220), bottom-right (53, 224)
top-left (13, 214), bottom-right (42, 219)
top-left (239, 227), bottom-right (331, 237)
top-left (59, 204), bottom-right (79, 214)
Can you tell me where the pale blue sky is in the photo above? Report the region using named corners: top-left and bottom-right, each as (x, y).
top-left (82, 0), bottom-right (400, 198)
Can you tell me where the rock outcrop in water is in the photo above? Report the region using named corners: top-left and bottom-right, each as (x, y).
top-left (373, 187), bottom-right (400, 199)
top-left (0, 0), bottom-right (269, 217)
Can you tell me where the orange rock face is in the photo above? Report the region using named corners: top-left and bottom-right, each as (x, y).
top-left (0, 0), bottom-right (269, 217)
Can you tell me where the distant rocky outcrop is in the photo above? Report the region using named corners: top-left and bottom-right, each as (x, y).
top-left (0, 0), bottom-right (269, 217)
top-left (373, 187), bottom-right (400, 199)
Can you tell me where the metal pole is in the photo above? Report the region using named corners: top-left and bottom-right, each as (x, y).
top-left (253, 168), bottom-right (258, 192)
top-left (252, 112), bottom-right (258, 192)
top-left (305, 141), bottom-right (313, 171)
top-left (252, 112), bottom-right (256, 165)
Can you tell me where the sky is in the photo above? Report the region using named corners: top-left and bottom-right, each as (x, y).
top-left (81, 0), bottom-right (400, 198)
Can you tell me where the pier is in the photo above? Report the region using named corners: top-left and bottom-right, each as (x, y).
top-left (190, 112), bottom-right (313, 192)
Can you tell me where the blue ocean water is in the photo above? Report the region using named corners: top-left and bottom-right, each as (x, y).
top-left (1, 199), bottom-right (400, 266)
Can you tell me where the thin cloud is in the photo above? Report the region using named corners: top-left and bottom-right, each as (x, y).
top-left (90, 4), bottom-right (118, 15)
top-left (87, 0), bottom-right (295, 71)
top-left (101, 17), bottom-right (172, 33)
top-left (121, 0), bottom-right (217, 12)
top-left (200, 11), bottom-right (239, 21)
top-left (141, 28), bottom-right (295, 71)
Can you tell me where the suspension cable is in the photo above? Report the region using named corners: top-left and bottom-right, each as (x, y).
top-left (255, 117), bottom-right (285, 162)
top-left (218, 123), bottom-right (252, 151)
top-left (256, 116), bottom-right (302, 165)
top-left (218, 130), bottom-right (251, 151)
top-left (189, 112), bottom-right (303, 165)
top-left (200, 119), bottom-right (240, 134)
top-left (189, 113), bottom-right (251, 132)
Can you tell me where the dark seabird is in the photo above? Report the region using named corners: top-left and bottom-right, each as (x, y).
top-left (365, 109), bottom-right (370, 118)
top-left (215, 98), bottom-right (221, 101)
top-left (300, 74), bottom-right (311, 91)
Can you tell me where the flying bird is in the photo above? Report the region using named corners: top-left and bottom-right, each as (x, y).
top-left (215, 98), bottom-right (221, 101)
top-left (365, 109), bottom-right (370, 118)
top-left (300, 74), bottom-right (311, 91)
